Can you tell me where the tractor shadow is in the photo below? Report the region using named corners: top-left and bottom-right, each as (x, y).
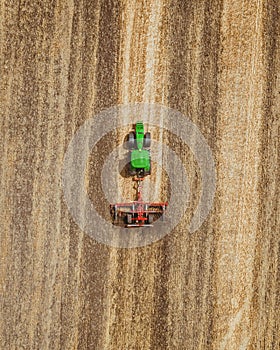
top-left (119, 155), bottom-right (132, 178)
top-left (119, 134), bottom-right (132, 178)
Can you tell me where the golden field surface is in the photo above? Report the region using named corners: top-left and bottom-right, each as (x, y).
top-left (0, 1), bottom-right (279, 349)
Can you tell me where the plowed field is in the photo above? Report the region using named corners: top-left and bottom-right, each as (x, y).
top-left (0, 1), bottom-right (279, 349)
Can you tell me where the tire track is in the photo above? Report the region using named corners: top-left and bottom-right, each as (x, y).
top-left (103, 2), bottom-right (169, 348)
top-left (251, 2), bottom-right (280, 349)
top-left (213, 1), bottom-right (265, 348)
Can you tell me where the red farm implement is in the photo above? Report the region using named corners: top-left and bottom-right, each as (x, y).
top-left (110, 178), bottom-right (168, 227)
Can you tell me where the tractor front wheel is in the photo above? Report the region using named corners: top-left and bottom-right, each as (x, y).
top-left (144, 132), bottom-right (151, 148)
top-left (128, 132), bottom-right (135, 149)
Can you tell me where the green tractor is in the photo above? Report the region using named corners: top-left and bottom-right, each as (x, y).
top-left (128, 121), bottom-right (151, 178)
top-left (110, 122), bottom-right (168, 227)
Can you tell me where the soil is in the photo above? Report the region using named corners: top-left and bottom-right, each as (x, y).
top-left (0, 1), bottom-right (279, 349)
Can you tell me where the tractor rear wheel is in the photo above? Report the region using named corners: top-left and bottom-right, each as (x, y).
top-left (144, 168), bottom-right (151, 176)
top-left (128, 132), bottom-right (135, 149)
top-left (144, 132), bottom-right (151, 148)
top-left (129, 165), bottom-right (137, 176)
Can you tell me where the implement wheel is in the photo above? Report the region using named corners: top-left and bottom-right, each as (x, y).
top-left (126, 213), bottom-right (132, 224)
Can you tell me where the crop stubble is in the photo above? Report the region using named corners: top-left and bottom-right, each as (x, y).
top-left (0, 1), bottom-right (279, 349)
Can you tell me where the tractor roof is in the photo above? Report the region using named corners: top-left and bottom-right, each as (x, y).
top-left (131, 149), bottom-right (150, 169)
